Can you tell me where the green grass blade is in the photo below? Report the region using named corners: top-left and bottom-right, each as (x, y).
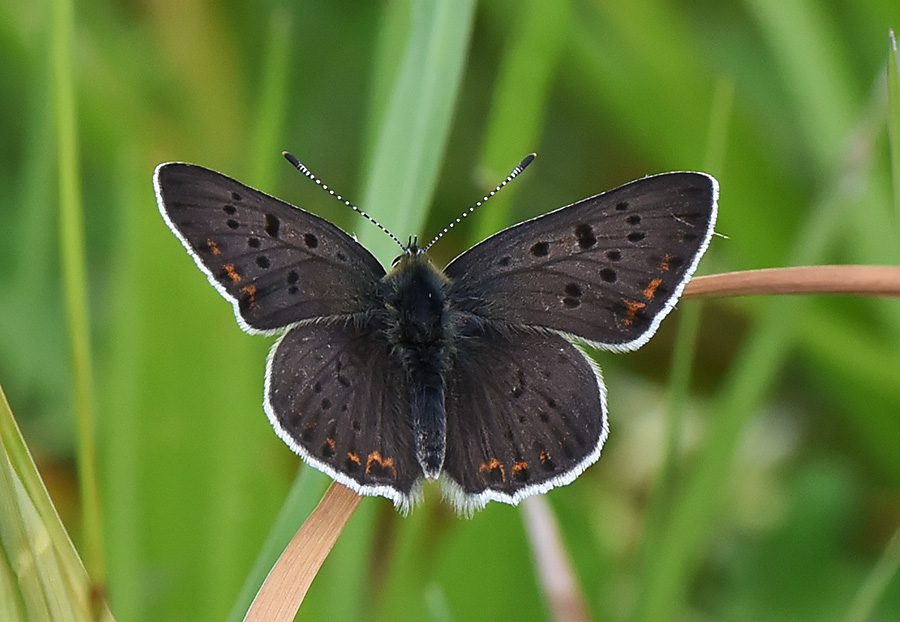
top-left (472, 0), bottom-right (571, 242)
top-left (744, 0), bottom-right (857, 169)
top-left (363, 0), bottom-right (412, 167)
top-left (888, 29), bottom-right (900, 222)
top-left (50, 0), bottom-right (104, 586)
top-left (0, 383), bottom-right (115, 621)
top-left (358, 0), bottom-right (477, 265)
top-left (248, 10), bottom-right (292, 189)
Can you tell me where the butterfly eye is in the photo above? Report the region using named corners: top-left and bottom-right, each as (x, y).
top-left (391, 254), bottom-right (404, 267)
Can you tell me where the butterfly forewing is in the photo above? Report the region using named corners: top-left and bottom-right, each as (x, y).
top-left (444, 172), bottom-right (717, 351)
top-left (266, 321), bottom-right (421, 511)
top-left (154, 163), bottom-right (385, 333)
top-left (441, 325), bottom-right (608, 512)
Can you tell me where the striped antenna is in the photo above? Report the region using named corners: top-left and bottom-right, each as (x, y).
top-left (423, 153), bottom-right (536, 252)
top-left (283, 152), bottom-right (405, 250)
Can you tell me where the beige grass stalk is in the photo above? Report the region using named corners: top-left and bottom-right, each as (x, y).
top-left (685, 265), bottom-right (900, 298)
top-left (243, 482), bottom-right (361, 622)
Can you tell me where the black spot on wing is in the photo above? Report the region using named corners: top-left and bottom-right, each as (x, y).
top-left (574, 223), bottom-right (596, 249)
top-left (530, 241), bottom-right (549, 257)
top-left (264, 213), bottom-right (280, 237)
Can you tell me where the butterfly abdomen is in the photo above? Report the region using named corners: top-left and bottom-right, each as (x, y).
top-left (382, 253), bottom-right (451, 479)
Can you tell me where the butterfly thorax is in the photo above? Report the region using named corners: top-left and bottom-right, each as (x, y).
top-left (381, 252), bottom-right (450, 479)
top-left (384, 252), bottom-right (448, 345)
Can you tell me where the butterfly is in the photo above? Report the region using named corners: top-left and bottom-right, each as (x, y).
top-left (154, 154), bottom-right (718, 514)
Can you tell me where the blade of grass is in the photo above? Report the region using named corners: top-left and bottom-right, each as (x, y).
top-left (358, 0), bottom-right (477, 264)
top-left (472, 0), bottom-right (571, 242)
top-left (888, 29), bottom-right (900, 223)
top-left (248, 9), bottom-right (292, 189)
top-left (99, 154), bottom-right (146, 620)
top-left (50, 0), bottom-right (105, 588)
top-left (0, 383), bottom-right (115, 621)
top-left (744, 0), bottom-right (857, 170)
top-left (568, 1), bottom-right (717, 165)
top-left (349, 5), bottom-right (475, 616)
top-left (363, 0), bottom-right (411, 169)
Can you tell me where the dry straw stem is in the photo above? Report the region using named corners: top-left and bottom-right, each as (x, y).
top-left (684, 265), bottom-right (900, 299)
top-left (243, 482), bottom-right (361, 622)
top-left (522, 496), bottom-right (590, 622)
top-left (245, 263), bottom-right (900, 619)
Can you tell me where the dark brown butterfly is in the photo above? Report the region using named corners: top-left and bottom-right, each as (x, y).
top-left (154, 155), bottom-right (717, 513)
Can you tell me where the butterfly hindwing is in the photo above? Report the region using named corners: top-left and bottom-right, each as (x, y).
top-left (444, 172), bottom-right (718, 351)
top-left (441, 324), bottom-right (608, 512)
top-left (154, 163), bottom-right (386, 333)
top-left (265, 320), bottom-right (421, 511)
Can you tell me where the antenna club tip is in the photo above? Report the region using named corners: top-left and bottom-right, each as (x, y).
top-left (283, 152), bottom-right (301, 167)
top-left (521, 153), bottom-right (537, 168)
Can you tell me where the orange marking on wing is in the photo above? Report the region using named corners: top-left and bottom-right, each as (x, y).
top-left (643, 278), bottom-right (662, 300)
top-left (324, 437), bottom-right (335, 451)
top-left (622, 299), bottom-right (646, 325)
top-left (659, 253), bottom-right (673, 271)
top-left (223, 263), bottom-right (241, 283)
top-left (366, 451), bottom-right (397, 476)
top-left (206, 238), bottom-right (221, 255)
top-left (347, 452), bottom-right (361, 465)
top-left (539, 451), bottom-right (551, 465)
top-left (479, 458), bottom-right (506, 481)
top-left (241, 284), bottom-right (257, 306)
top-left (513, 461), bottom-right (528, 474)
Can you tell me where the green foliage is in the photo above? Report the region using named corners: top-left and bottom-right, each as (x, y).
top-left (1, 0), bottom-right (899, 620)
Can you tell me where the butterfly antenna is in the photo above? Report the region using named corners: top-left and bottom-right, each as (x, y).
top-left (283, 152), bottom-right (405, 250)
top-left (423, 153), bottom-right (536, 252)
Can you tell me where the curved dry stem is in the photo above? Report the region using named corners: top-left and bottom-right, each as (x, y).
top-left (243, 482), bottom-right (361, 622)
top-left (684, 265), bottom-right (900, 299)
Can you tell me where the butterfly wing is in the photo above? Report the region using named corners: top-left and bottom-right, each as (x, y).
top-left (266, 320), bottom-right (421, 511)
top-left (154, 163), bottom-right (386, 333)
top-left (444, 172), bottom-right (718, 351)
top-left (440, 324), bottom-right (607, 512)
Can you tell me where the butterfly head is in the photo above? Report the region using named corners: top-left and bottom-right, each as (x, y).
top-left (391, 236), bottom-right (426, 268)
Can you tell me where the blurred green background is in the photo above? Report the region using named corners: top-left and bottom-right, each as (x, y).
top-left (2, 0), bottom-right (900, 620)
